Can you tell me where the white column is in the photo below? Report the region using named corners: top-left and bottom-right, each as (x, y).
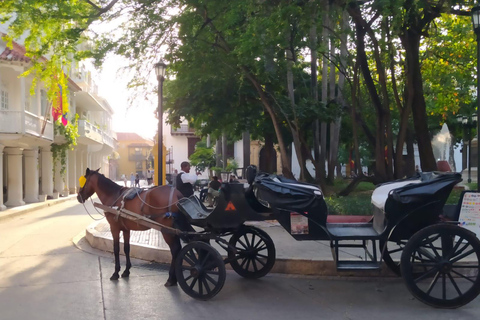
top-left (23, 148), bottom-right (39, 203)
top-left (83, 150), bottom-right (89, 173)
top-left (41, 146), bottom-right (55, 198)
top-left (87, 153), bottom-right (92, 170)
top-left (4, 147), bottom-right (25, 207)
top-left (0, 145), bottom-right (6, 211)
top-left (68, 149), bottom-right (76, 194)
top-left (54, 158), bottom-right (64, 196)
top-left (62, 151), bottom-right (69, 196)
top-left (76, 148), bottom-right (84, 190)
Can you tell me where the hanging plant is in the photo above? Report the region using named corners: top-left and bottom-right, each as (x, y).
top-left (52, 113), bottom-right (79, 181)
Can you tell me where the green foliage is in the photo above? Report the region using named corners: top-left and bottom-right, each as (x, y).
top-left (325, 195), bottom-right (373, 216)
top-left (188, 142), bottom-right (216, 173)
top-left (225, 158), bottom-right (239, 173)
top-left (52, 114), bottom-right (79, 180)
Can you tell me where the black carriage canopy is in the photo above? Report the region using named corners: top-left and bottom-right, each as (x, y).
top-left (253, 173), bottom-right (324, 212)
top-left (385, 172), bottom-right (462, 203)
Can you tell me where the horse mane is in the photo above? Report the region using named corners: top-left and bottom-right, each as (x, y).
top-left (95, 172), bottom-right (123, 192)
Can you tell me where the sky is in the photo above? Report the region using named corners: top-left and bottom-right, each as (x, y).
top-left (92, 54), bottom-right (159, 141)
top-left (88, 15), bottom-right (160, 142)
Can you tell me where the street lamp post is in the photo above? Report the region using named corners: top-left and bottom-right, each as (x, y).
top-left (472, 6), bottom-right (480, 190)
top-left (155, 60), bottom-right (167, 186)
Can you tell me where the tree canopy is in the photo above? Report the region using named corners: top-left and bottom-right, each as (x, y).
top-left (2, 0), bottom-right (479, 187)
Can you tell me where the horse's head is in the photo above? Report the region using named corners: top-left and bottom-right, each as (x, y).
top-left (77, 168), bottom-right (100, 203)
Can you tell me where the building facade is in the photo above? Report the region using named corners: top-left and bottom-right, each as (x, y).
top-left (0, 36), bottom-right (116, 211)
top-left (116, 132), bottom-right (153, 180)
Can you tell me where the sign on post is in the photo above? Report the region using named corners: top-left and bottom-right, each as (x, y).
top-left (458, 192), bottom-right (480, 239)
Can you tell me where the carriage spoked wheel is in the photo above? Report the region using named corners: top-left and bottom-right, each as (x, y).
top-left (381, 239), bottom-right (409, 276)
top-left (400, 224), bottom-right (480, 308)
top-left (175, 241), bottom-right (226, 300)
top-left (228, 226), bottom-right (276, 279)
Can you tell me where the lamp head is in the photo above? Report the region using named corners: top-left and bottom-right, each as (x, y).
top-left (154, 60), bottom-right (167, 79)
top-left (472, 6), bottom-right (480, 34)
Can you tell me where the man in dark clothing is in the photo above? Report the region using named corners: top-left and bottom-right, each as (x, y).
top-left (176, 161), bottom-right (197, 197)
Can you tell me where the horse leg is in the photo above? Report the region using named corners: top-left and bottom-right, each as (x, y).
top-left (110, 225), bottom-right (121, 280)
top-left (164, 234), bottom-right (182, 287)
top-left (121, 230), bottom-right (132, 278)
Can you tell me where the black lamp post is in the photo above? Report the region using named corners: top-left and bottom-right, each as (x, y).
top-left (473, 6), bottom-right (480, 190)
top-left (155, 59), bottom-right (167, 186)
top-left (457, 115), bottom-right (478, 183)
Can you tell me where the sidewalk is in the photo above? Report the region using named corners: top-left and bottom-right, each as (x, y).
top-left (0, 194), bottom-right (78, 222)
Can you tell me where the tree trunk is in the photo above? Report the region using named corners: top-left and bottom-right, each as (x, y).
top-left (402, 30), bottom-right (437, 171)
top-left (242, 70), bottom-right (294, 178)
top-left (405, 127), bottom-right (416, 177)
top-left (286, 41), bottom-right (306, 181)
top-left (243, 131), bottom-right (250, 173)
top-left (352, 17), bottom-right (387, 181)
top-left (449, 132), bottom-right (456, 172)
top-left (309, 2), bottom-right (322, 182)
top-left (320, 8), bottom-right (329, 181)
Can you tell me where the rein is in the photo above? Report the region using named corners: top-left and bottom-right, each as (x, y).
top-left (132, 186), bottom-right (183, 210)
top-left (79, 196), bottom-right (105, 221)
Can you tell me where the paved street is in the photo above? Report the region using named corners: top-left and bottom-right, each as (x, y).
top-left (1, 199), bottom-right (480, 320)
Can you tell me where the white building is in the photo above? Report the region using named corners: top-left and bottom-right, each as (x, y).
top-left (0, 37), bottom-right (116, 210)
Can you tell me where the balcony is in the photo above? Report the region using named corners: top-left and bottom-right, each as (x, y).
top-left (77, 120), bottom-right (103, 145)
top-left (171, 124), bottom-right (196, 136)
top-left (128, 154), bottom-right (148, 161)
top-left (102, 131), bottom-right (115, 149)
top-left (0, 110), bottom-right (53, 141)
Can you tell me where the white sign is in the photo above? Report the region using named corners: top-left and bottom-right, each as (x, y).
top-left (458, 192), bottom-right (480, 238)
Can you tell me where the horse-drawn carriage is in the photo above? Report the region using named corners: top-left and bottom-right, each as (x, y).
top-left (78, 166), bottom-right (480, 309)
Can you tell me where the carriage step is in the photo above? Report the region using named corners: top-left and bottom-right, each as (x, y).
top-left (336, 261), bottom-right (381, 271)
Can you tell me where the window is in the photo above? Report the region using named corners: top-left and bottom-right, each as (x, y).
top-left (135, 161), bottom-right (143, 170)
top-left (0, 82), bottom-right (8, 110)
top-left (135, 147), bottom-right (142, 156)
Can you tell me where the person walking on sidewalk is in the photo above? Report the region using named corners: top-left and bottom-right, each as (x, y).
top-left (135, 173), bottom-right (140, 187)
top-left (121, 173), bottom-right (127, 187)
top-left (176, 161), bottom-right (197, 197)
top-left (130, 172), bottom-right (135, 187)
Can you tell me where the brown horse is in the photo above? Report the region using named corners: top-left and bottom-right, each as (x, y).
top-left (77, 168), bottom-right (184, 286)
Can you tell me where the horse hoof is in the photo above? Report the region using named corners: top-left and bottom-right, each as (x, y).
top-left (110, 274), bottom-right (120, 281)
top-left (164, 280), bottom-right (177, 287)
top-left (121, 271), bottom-right (130, 278)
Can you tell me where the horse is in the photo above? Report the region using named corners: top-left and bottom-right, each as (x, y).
top-left (77, 168), bottom-right (184, 286)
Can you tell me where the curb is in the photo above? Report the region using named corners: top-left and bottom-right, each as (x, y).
top-left (84, 220), bottom-right (395, 278)
top-left (0, 195), bottom-right (78, 222)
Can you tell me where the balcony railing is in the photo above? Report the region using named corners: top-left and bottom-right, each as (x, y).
top-left (102, 132), bottom-right (115, 148)
top-left (0, 110), bottom-right (53, 141)
top-left (78, 120), bottom-right (103, 143)
top-left (171, 124), bottom-right (196, 136)
top-left (128, 154), bottom-right (148, 161)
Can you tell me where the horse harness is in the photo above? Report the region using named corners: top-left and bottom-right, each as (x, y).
top-left (113, 186), bottom-right (177, 227)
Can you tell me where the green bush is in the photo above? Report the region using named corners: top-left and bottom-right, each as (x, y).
top-left (325, 194), bottom-right (373, 216)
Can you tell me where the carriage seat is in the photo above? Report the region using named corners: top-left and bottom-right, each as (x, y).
top-left (124, 188), bottom-right (144, 200)
top-left (371, 180), bottom-right (422, 211)
top-left (177, 196), bottom-right (212, 220)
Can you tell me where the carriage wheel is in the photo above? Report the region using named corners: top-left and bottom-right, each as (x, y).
top-left (400, 224), bottom-right (480, 308)
top-left (228, 226), bottom-right (276, 279)
top-left (381, 239), bottom-right (408, 276)
top-left (175, 241), bottom-right (226, 300)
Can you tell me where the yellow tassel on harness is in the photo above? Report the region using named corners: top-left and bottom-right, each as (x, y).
top-left (79, 176), bottom-right (87, 188)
